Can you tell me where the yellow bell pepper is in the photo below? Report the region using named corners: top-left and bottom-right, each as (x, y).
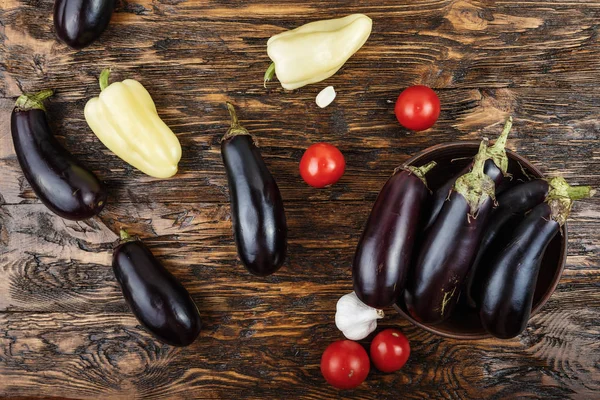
top-left (84, 69), bottom-right (182, 179)
top-left (264, 14), bottom-right (372, 90)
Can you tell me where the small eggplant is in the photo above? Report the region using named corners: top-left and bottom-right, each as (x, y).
top-left (113, 230), bottom-right (202, 346)
top-left (465, 178), bottom-right (550, 308)
top-left (54, 0), bottom-right (115, 49)
top-left (353, 161), bottom-right (436, 309)
top-left (221, 103), bottom-right (287, 276)
top-left (11, 90), bottom-right (107, 220)
top-left (480, 183), bottom-right (593, 338)
top-left (404, 139), bottom-right (496, 325)
top-left (423, 117), bottom-right (513, 231)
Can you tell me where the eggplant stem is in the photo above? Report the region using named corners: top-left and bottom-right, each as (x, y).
top-left (119, 229), bottom-right (131, 240)
top-left (99, 69), bottom-right (111, 91)
top-left (454, 139), bottom-right (496, 217)
top-left (485, 116), bottom-right (513, 175)
top-left (263, 63), bottom-right (276, 88)
top-left (471, 139), bottom-right (489, 177)
top-left (567, 186), bottom-right (595, 200)
top-left (548, 177), bottom-right (595, 201)
top-left (15, 89), bottom-right (54, 112)
top-left (546, 177), bottom-right (595, 225)
top-left (118, 229), bottom-right (138, 243)
top-left (221, 102), bottom-right (255, 143)
top-left (415, 160), bottom-right (437, 176)
top-left (491, 116), bottom-right (512, 150)
top-left (405, 161), bottom-right (437, 189)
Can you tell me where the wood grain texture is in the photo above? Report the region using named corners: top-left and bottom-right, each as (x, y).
top-left (1, 0), bottom-right (600, 398)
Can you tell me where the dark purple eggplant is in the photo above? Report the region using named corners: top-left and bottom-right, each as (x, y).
top-left (353, 161), bottom-right (436, 309)
top-left (465, 179), bottom-right (550, 308)
top-left (404, 139), bottom-right (496, 324)
top-left (423, 117), bottom-right (513, 231)
top-left (113, 230), bottom-right (201, 346)
top-left (480, 183), bottom-right (594, 339)
top-left (11, 90), bottom-right (107, 220)
top-left (54, 0), bottom-right (115, 49)
top-left (221, 103), bottom-right (287, 276)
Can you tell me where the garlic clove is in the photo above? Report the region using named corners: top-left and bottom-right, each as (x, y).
top-left (316, 86), bottom-right (337, 108)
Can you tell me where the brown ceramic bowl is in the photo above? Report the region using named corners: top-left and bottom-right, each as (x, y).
top-left (394, 142), bottom-right (567, 339)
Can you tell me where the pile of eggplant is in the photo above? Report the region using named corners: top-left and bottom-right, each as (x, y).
top-left (11, 91), bottom-right (203, 346)
top-left (11, 93), bottom-right (287, 346)
top-left (353, 117), bottom-right (595, 339)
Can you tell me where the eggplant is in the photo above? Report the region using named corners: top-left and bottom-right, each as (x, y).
top-left (221, 103), bottom-right (287, 276)
top-left (113, 230), bottom-right (202, 346)
top-left (423, 117), bottom-right (513, 231)
top-left (353, 161), bottom-right (436, 309)
top-left (480, 179), bottom-right (593, 338)
top-left (11, 90), bottom-right (107, 220)
top-left (404, 140), bottom-right (496, 324)
top-left (479, 203), bottom-right (557, 338)
top-left (465, 179), bottom-right (550, 308)
top-left (475, 181), bottom-right (595, 335)
top-left (54, 0), bottom-right (115, 49)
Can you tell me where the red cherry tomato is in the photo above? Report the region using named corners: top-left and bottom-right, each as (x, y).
top-left (370, 329), bottom-right (410, 373)
top-left (299, 143), bottom-right (345, 188)
top-left (394, 85), bottom-right (440, 131)
top-left (320, 340), bottom-right (370, 389)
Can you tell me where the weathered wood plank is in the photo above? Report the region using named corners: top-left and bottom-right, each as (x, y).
top-left (1, 87), bottom-right (600, 206)
top-left (1, 198), bottom-right (598, 313)
top-left (1, 304), bottom-right (599, 399)
top-left (2, 0), bottom-right (600, 98)
top-left (2, 0), bottom-right (600, 398)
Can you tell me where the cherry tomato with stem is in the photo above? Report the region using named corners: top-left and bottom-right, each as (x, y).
top-left (299, 143), bottom-right (345, 188)
top-left (321, 340), bottom-right (370, 389)
top-left (394, 85), bottom-right (440, 131)
top-left (370, 329), bottom-right (410, 373)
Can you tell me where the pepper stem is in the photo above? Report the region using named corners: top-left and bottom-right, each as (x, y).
top-left (454, 139), bottom-right (496, 217)
top-left (222, 102), bottom-right (252, 141)
top-left (263, 63), bottom-right (276, 88)
top-left (14, 89), bottom-right (54, 112)
top-left (99, 69), bottom-right (111, 91)
top-left (485, 116), bottom-right (512, 175)
top-left (406, 161), bottom-right (437, 188)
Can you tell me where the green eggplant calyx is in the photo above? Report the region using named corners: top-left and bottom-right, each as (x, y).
top-left (548, 197), bottom-right (572, 227)
top-left (15, 89), bottom-right (54, 112)
top-left (485, 116), bottom-right (513, 176)
top-left (454, 139), bottom-right (496, 219)
top-left (118, 229), bottom-right (138, 243)
top-left (404, 161), bottom-right (437, 190)
top-left (546, 177), bottom-right (595, 225)
top-left (221, 102), bottom-right (257, 144)
top-left (263, 63), bottom-right (276, 88)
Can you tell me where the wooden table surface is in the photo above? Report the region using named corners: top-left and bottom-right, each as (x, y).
top-left (1, 1), bottom-right (600, 398)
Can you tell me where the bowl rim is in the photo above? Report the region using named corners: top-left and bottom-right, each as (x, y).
top-left (395, 141), bottom-right (568, 340)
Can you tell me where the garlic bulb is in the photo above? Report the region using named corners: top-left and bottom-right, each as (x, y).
top-left (335, 292), bottom-right (384, 340)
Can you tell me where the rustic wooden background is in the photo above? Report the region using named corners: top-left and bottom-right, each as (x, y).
top-left (1, 0), bottom-right (599, 398)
